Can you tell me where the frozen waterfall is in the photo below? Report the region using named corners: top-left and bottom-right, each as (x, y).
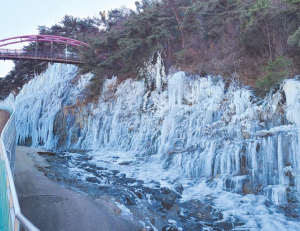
top-left (5, 62), bottom-right (300, 230)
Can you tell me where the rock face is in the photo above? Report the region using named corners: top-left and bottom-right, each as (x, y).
top-left (5, 62), bottom-right (300, 229)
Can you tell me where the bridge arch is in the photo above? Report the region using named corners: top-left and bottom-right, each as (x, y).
top-left (0, 35), bottom-right (90, 48)
top-left (0, 35), bottom-right (89, 64)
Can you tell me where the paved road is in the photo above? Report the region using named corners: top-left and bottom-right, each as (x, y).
top-left (14, 146), bottom-right (143, 231)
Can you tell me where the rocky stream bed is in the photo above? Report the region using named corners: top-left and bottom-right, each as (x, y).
top-left (36, 150), bottom-right (247, 231)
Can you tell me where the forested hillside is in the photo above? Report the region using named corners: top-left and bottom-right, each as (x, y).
top-left (1, 0), bottom-right (300, 99)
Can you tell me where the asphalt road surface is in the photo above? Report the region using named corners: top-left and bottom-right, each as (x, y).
top-left (14, 146), bottom-right (143, 231)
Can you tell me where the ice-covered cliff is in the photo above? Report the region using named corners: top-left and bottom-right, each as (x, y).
top-left (5, 62), bottom-right (300, 230)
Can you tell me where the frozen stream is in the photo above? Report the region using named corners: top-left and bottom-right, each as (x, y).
top-left (40, 147), bottom-right (300, 230)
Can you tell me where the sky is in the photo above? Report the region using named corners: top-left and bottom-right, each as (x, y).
top-left (0, 0), bottom-right (137, 77)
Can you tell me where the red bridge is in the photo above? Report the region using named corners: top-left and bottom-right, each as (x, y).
top-left (0, 35), bottom-right (90, 64)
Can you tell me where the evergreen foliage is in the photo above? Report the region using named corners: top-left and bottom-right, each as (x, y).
top-left (255, 57), bottom-right (292, 96)
top-left (288, 26), bottom-right (300, 47)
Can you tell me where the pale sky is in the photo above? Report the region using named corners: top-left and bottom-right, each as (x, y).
top-left (0, 0), bottom-right (137, 77)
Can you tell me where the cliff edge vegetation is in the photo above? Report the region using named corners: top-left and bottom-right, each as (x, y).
top-left (1, 0), bottom-right (300, 99)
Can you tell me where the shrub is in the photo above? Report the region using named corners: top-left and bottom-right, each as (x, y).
top-left (255, 57), bottom-right (292, 96)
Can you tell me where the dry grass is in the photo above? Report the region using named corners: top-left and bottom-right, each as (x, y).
top-left (0, 109), bottom-right (10, 134)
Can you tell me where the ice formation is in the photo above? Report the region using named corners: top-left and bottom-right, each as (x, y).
top-left (5, 61), bottom-right (300, 230)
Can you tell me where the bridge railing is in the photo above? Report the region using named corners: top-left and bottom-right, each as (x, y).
top-left (0, 48), bottom-right (81, 62)
top-left (0, 105), bottom-right (39, 231)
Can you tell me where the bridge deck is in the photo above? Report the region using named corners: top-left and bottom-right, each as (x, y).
top-left (0, 55), bottom-right (84, 64)
top-left (0, 49), bottom-right (84, 64)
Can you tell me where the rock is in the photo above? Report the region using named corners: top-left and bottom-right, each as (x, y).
top-left (162, 226), bottom-right (179, 231)
top-left (112, 170), bottom-right (120, 175)
top-left (83, 155), bottom-right (93, 160)
top-left (243, 181), bottom-right (253, 194)
top-left (89, 163), bottom-right (96, 168)
top-left (134, 190), bottom-right (144, 199)
top-left (224, 175), bottom-right (252, 194)
top-left (120, 173), bottom-right (126, 178)
top-left (149, 200), bottom-right (163, 212)
top-left (180, 220), bottom-right (204, 231)
top-left (37, 151), bottom-right (56, 156)
top-left (160, 188), bottom-right (181, 200)
top-left (139, 228), bottom-right (154, 231)
top-left (161, 200), bottom-right (174, 210)
top-left (96, 166), bottom-right (108, 171)
top-left (174, 183), bottom-right (183, 194)
top-left (169, 204), bottom-right (180, 213)
top-left (213, 220), bottom-right (234, 230)
top-left (85, 167), bottom-right (96, 174)
top-left (119, 161), bottom-right (132, 165)
top-left (86, 176), bottom-right (99, 183)
top-left (125, 196), bottom-right (136, 205)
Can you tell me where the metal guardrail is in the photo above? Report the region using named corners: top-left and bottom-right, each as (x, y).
top-left (0, 106), bottom-right (39, 231)
top-left (0, 48), bottom-right (84, 64)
